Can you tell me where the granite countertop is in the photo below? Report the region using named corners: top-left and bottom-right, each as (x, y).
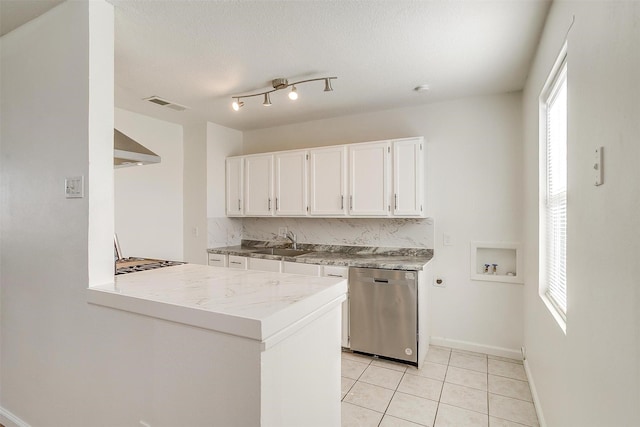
top-left (208, 241), bottom-right (433, 271)
top-left (88, 264), bottom-right (346, 343)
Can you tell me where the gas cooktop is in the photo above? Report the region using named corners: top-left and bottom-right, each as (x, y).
top-left (115, 257), bottom-right (186, 275)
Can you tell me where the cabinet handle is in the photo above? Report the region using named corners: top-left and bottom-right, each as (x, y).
top-left (238, 199), bottom-right (241, 211)
top-left (276, 197), bottom-right (279, 211)
top-left (341, 195), bottom-right (344, 210)
top-left (394, 193), bottom-right (398, 210)
top-left (268, 198), bottom-right (271, 211)
top-left (326, 274), bottom-right (344, 278)
top-left (350, 195), bottom-right (353, 210)
top-left (230, 261), bottom-right (242, 265)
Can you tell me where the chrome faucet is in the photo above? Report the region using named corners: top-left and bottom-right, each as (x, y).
top-left (286, 230), bottom-right (297, 250)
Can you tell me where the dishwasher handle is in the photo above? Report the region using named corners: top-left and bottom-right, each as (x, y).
top-left (373, 278), bottom-right (389, 283)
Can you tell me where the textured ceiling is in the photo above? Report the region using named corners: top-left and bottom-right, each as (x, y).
top-left (2, 0), bottom-right (551, 131)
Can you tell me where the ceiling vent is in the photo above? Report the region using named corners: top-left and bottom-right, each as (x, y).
top-left (143, 96), bottom-right (189, 111)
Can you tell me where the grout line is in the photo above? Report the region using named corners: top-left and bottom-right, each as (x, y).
top-left (486, 355), bottom-right (490, 421)
top-left (488, 391), bottom-right (535, 404)
top-left (489, 414), bottom-right (532, 426)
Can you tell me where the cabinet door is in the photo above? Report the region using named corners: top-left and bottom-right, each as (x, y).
top-left (274, 150), bottom-right (308, 216)
top-left (392, 138), bottom-right (425, 217)
top-left (226, 157), bottom-right (244, 216)
top-left (248, 258), bottom-right (282, 272)
top-left (348, 142), bottom-right (390, 216)
top-left (244, 154), bottom-right (274, 216)
top-left (322, 266), bottom-right (350, 348)
top-left (309, 146), bottom-right (347, 216)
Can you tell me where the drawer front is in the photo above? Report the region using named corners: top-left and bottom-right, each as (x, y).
top-left (208, 253), bottom-right (228, 267)
top-left (322, 265), bottom-right (349, 278)
top-left (283, 261), bottom-right (321, 276)
top-left (228, 255), bottom-right (248, 269)
top-left (248, 257), bottom-right (281, 272)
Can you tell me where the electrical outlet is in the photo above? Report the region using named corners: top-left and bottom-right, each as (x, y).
top-left (433, 276), bottom-right (446, 287)
top-left (278, 227), bottom-right (288, 238)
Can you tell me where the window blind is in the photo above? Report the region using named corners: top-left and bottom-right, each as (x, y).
top-left (544, 60), bottom-right (568, 319)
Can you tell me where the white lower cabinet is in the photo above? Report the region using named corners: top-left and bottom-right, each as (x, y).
top-left (322, 266), bottom-right (350, 348)
top-left (248, 257), bottom-right (282, 272)
top-left (208, 253), bottom-right (228, 267)
top-left (281, 262), bottom-right (350, 348)
top-left (228, 255), bottom-right (248, 270)
top-left (210, 254), bottom-right (350, 348)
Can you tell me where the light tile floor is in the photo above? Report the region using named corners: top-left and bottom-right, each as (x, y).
top-left (341, 346), bottom-right (539, 427)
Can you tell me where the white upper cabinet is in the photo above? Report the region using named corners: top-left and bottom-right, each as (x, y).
top-left (274, 150), bottom-right (308, 216)
top-left (392, 137), bottom-right (425, 217)
top-left (227, 136), bottom-right (426, 218)
top-left (309, 146), bottom-right (347, 216)
top-left (225, 157), bottom-right (244, 216)
top-left (244, 154), bottom-right (274, 216)
top-left (348, 141), bottom-right (390, 216)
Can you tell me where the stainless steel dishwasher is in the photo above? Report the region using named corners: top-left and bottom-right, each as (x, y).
top-left (349, 267), bottom-right (418, 365)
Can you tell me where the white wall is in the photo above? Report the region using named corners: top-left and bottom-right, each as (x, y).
top-left (522, 2), bottom-right (640, 426)
top-left (0, 1), bottom-right (118, 423)
top-left (1, 3), bottom-right (265, 426)
top-left (243, 93), bottom-right (524, 355)
top-left (182, 123), bottom-right (208, 264)
top-left (115, 108), bottom-right (184, 261)
top-left (206, 122), bottom-right (244, 248)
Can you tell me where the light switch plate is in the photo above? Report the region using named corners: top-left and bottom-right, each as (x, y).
top-left (65, 176), bottom-right (84, 198)
top-left (594, 146), bottom-right (604, 186)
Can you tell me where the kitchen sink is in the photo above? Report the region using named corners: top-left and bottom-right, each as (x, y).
top-left (253, 248), bottom-right (313, 256)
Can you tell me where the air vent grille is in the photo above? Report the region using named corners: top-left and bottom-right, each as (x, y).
top-left (143, 96), bottom-right (189, 111)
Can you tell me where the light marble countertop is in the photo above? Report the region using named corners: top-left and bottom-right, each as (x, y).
top-left (208, 241), bottom-right (433, 271)
top-left (88, 264), bottom-right (347, 343)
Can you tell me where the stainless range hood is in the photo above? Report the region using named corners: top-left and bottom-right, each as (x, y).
top-left (114, 129), bottom-right (161, 168)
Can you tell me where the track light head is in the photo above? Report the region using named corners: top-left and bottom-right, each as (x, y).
top-left (324, 78), bottom-right (333, 92)
top-left (232, 99), bottom-right (244, 111)
top-left (263, 93), bottom-right (272, 106)
top-left (288, 86), bottom-right (298, 100)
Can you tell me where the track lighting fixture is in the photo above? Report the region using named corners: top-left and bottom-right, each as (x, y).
top-left (231, 76), bottom-right (336, 110)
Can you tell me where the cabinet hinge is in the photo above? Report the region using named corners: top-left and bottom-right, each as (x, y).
top-left (388, 205), bottom-right (391, 212)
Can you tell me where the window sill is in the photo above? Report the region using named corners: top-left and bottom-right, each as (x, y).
top-left (539, 292), bottom-right (567, 334)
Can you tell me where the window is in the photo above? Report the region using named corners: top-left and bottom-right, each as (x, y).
top-left (540, 49), bottom-right (568, 327)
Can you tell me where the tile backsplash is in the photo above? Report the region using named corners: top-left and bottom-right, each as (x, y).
top-left (207, 217), bottom-right (434, 249)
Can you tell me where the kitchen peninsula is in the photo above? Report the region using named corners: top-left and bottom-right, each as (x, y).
top-left (88, 264), bottom-right (346, 426)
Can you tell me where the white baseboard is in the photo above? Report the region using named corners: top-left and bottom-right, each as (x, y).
top-left (429, 336), bottom-right (522, 360)
top-left (524, 359), bottom-right (547, 427)
top-left (0, 406), bottom-right (30, 427)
